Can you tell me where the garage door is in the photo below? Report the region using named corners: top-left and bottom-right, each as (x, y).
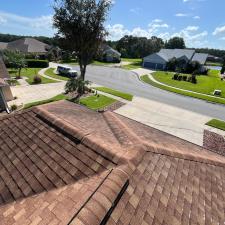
top-left (144, 62), bottom-right (165, 70)
top-left (143, 62), bottom-right (157, 69)
top-left (156, 63), bottom-right (164, 70)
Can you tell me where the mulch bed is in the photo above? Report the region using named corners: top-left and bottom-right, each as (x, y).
top-left (103, 101), bottom-right (125, 112)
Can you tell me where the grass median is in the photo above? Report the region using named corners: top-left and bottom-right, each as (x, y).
top-left (94, 87), bottom-right (133, 101)
top-left (45, 68), bottom-right (69, 81)
top-left (206, 119), bottom-right (225, 131)
top-left (141, 75), bottom-right (225, 105)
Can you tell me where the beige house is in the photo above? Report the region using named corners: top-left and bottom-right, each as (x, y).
top-left (0, 57), bottom-right (13, 111)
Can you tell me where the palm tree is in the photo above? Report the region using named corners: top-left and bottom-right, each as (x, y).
top-left (65, 78), bottom-right (91, 99)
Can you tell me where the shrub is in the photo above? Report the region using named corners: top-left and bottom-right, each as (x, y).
top-left (183, 75), bottom-right (187, 81)
top-left (187, 76), bottom-right (192, 82)
top-left (178, 75), bottom-right (183, 81)
top-left (173, 73), bottom-right (179, 80)
top-left (26, 59), bottom-right (49, 68)
top-left (11, 104), bottom-right (18, 111)
top-left (191, 74), bottom-right (197, 84)
top-left (33, 75), bottom-right (42, 84)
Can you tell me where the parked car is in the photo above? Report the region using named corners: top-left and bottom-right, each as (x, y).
top-left (57, 65), bottom-right (78, 78)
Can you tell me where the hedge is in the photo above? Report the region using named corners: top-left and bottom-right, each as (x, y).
top-left (26, 59), bottom-right (49, 68)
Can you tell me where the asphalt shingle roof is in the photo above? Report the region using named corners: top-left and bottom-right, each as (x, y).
top-left (0, 100), bottom-right (224, 225)
top-left (6, 38), bottom-right (50, 53)
top-left (0, 57), bottom-right (10, 80)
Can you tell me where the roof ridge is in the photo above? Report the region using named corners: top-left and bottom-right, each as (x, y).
top-left (103, 111), bottom-right (142, 146)
top-left (69, 165), bottom-right (132, 225)
top-left (143, 141), bottom-right (225, 168)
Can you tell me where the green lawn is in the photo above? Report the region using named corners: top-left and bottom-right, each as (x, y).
top-left (94, 87), bottom-right (133, 101)
top-left (24, 94), bottom-right (68, 109)
top-left (14, 68), bottom-right (57, 85)
top-left (141, 75), bottom-right (225, 105)
top-left (121, 58), bottom-right (142, 70)
top-left (45, 68), bottom-right (69, 81)
top-left (152, 70), bottom-right (225, 98)
top-left (80, 94), bottom-right (116, 110)
top-left (206, 119), bottom-right (225, 131)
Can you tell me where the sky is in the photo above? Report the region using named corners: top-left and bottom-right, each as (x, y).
top-left (0, 0), bottom-right (225, 49)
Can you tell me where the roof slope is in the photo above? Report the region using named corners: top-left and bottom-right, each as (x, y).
top-left (144, 49), bottom-right (208, 65)
top-left (0, 57), bottom-right (10, 80)
top-left (7, 38), bottom-right (50, 53)
top-left (192, 53), bottom-right (208, 64)
top-left (0, 100), bottom-right (224, 225)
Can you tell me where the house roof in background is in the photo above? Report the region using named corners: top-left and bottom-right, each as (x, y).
top-left (0, 100), bottom-right (224, 225)
top-left (101, 44), bottom-right (121, 56)
top-left (159, 49), bottom-right (195, 61)
top-left (6, 38), bottom-right (50, 53)
top-left (144, 49), bottom-right (208, 65)
top-left (0, 42), bottom-right (8, 50)
top-left (192, 52), bottom-right (209, 64)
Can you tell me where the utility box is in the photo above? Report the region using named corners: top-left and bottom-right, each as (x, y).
top-left (213, 90), bottom-right (221, 96)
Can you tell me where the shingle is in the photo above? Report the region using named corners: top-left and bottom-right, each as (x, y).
top-left (0, 101), bottom-right (224, 225)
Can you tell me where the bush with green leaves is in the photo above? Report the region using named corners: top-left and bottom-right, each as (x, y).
top-left (26, 59), bottom-right (49, 68)
top-left (65, 78), bottom-right (91, 97)
top-left (11, 104), bottom-right (18, 111)
top-left (33, 75), bottom-right (42, 84)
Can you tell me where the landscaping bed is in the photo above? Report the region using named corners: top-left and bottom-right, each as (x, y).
top-left (94, 87), bottom-right (133, 101)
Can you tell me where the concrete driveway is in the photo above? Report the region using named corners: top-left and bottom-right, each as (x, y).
top-left (9, 82), bottom-right (66, 106)
top-left (115, 96), bottom-right (211, 146)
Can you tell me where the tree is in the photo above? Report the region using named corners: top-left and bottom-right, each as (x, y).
top-left (165, 37), bottom-right (186, 49)
top-left (3, 50), bottom-right (27, 78)
top-left (221, 57), bottom-right (225, 74)
top-left (65, 78), bottom-right (91, 98)
top-left (53, 0), bottom-right (111, 82)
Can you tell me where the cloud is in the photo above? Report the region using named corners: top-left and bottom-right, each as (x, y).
top-left (175, 13), bottom-right (189, 17)
top-left (0, 11), bottom-right (54, 36)
top-left (193, 16), bottom-right (200, 19)
top-left (130, 8), bottom-right (141, 15)
top-left (213, 25), bottom-right (225, 36)
top-left (107, 19), bottom-right (169, 40)
top-left (185, 26), bottom-right (199, 31)
top-left (107, 22), bottom-right (208, 48)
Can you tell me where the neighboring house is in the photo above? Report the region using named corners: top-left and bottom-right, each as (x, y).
top-left (0, 57), bottom-right (13, 111)
top-left (143, 49), bottom-right (208, 70)
top-left (0, 100), bottom-right (224, 224)
top-left (0, 37), bottom-right (50, 57)
top-left (98, 44), bottom-right (121, 63)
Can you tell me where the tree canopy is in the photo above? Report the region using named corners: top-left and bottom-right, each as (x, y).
top-left (112, 35), bottom-right (164, 58)
top-left (53, 0), bottom-right (111, 80)
top-left (165, 37), bottom-right (186, 49)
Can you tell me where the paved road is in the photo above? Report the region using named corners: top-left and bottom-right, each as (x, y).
top-left (73, 65), bottom-right (225, 121)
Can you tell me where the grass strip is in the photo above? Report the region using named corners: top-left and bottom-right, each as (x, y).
top-left (95, 87), bottom-right (133, 101)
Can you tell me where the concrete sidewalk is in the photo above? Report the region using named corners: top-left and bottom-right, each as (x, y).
top-left (115, 96), bottom-right (212, 146)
